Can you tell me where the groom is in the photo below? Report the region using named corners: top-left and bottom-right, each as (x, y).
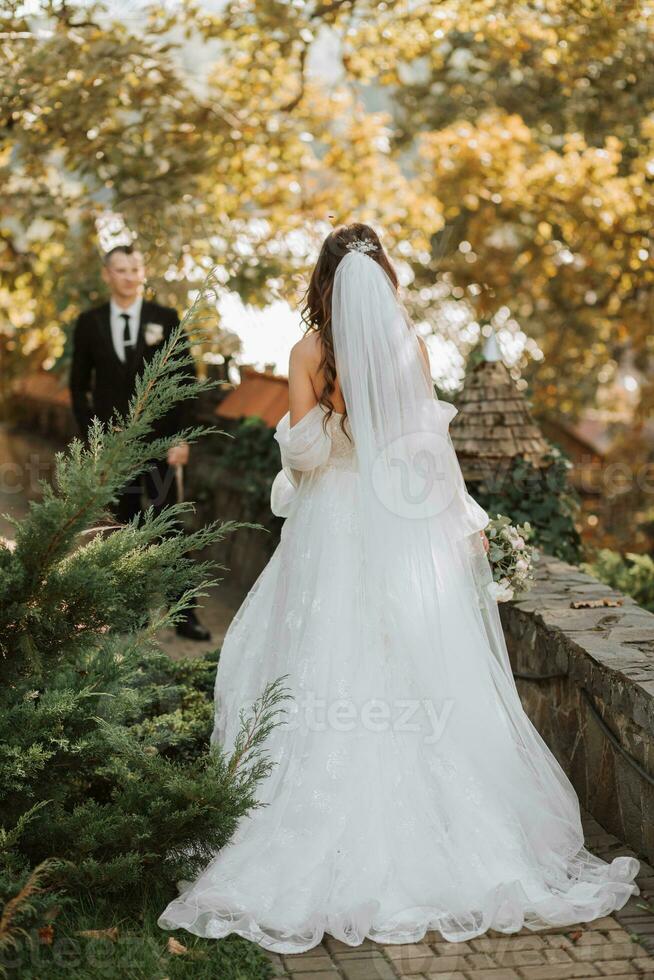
top-left (69, 244), bottom-right (211, 642)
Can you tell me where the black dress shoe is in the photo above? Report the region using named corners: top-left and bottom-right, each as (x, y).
top-left (175, 609), bottom-right (212, 642)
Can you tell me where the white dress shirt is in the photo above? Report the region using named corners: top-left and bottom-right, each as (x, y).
top-left (110, 296), bottom-right (143, 362)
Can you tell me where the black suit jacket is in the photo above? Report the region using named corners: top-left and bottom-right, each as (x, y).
top-left (69, 299), bottom-right (194, 442)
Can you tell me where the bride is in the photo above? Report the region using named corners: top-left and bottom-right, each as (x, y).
top-left (158, 223), bottom-right (639, 952)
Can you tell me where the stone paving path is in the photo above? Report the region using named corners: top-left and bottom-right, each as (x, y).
top-left (259, 810), bottom-right (654, 980)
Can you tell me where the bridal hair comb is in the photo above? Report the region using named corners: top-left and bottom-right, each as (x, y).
top-left (346, 238), bottom-right (379, 254)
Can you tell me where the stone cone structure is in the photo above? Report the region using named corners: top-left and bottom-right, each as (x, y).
top-left (450, 331), bottom-right (551, 485)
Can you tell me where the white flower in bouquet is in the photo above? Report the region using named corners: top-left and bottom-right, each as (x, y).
top-left (483, 515), bottom-right (537, 602)
top-left (487, 578), bottom-right (514, 602)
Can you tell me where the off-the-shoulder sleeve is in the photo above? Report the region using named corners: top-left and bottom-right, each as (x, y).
top-left (273, 403), bottom-right (332, 477)
top-left (270, 403), bottom-right (333, 518)
top-left (270, 468), bottom-right (297, 518)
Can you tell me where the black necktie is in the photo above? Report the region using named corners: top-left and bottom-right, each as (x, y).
top-left (120, 313), bottom-right (134, 367)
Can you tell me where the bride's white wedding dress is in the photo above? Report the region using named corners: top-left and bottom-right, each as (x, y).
top-left (158, 251), bottom-right (639, 953)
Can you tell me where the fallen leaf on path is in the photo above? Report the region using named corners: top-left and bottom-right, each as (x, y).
top-left (570, 597), bottom-right (623, 608)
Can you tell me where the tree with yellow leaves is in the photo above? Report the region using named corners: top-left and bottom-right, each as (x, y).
top-left (0, 0), bottom-right (436, 382)
top-left (1, 0), bottom-right (652, 425)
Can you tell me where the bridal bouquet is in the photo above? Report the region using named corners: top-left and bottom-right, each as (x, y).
top-left (484, 514), bottom-right (539, 602)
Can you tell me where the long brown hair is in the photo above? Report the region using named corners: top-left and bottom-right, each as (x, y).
top-left (300, 223), bottom-right (398, 438)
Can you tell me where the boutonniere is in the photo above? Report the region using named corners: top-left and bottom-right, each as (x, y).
top-left (144, 322), bottom-right (165, 346)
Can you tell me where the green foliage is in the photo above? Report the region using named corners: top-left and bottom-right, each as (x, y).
top-left (3, 670), bottom-right (263, 898)
top-left (581, 549), bottom-right (654, 613)
top-left (217, 417), bottom-right (280, 476)
top-left (128, 648), bottom-right (220, 764)
top-left (473, 448), bottom-right (583, 564)
top-left (0, 648), bottom-right (285, 978)
top-left (0, 321), bottom-right (289, 977)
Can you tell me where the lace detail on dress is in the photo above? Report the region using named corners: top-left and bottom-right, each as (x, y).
top-left (322, 411), bottom-right (357, 472)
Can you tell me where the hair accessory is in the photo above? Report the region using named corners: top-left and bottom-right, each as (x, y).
top-left (346, 239), bottom-right (379, 254)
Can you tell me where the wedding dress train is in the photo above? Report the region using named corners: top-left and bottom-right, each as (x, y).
top-left (158, 252), bottom-right (639, 953)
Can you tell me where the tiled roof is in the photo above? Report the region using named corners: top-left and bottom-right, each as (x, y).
top-left (14, 371), bottom-right (72, 406)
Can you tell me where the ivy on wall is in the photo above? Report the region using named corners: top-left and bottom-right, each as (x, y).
top-left (471, 449), bottom-right (583, 565)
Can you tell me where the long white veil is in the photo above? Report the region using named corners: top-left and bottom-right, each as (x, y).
top-left (331, 250), bottom-right (513, 686)
top-left (325, 250), bottom-right (642, 918)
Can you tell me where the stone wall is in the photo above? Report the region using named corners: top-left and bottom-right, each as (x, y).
top-left (502, 553), bottom-right (654, 864)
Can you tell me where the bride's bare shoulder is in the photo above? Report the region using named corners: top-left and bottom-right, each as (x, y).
top-left (290, 331), bottom-right (323, 370)
top-left (291, 330), bottom-right (346, 409)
